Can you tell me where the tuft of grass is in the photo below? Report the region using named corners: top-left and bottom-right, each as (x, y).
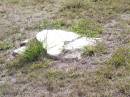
top-left (107, 47), bottom-right (130, 68)
top-left (22, 39), bottom-right (46, 62)
top-left (70, 19), bottom-right (103, 37)
top-left (82, 42), bottom-right (107, 56)
top-left (39, 20), bottom-right (66, 30)
top-left (7, 39), bottom-right (47, 69)
top-left (82, 45), bottom-right (96, 56)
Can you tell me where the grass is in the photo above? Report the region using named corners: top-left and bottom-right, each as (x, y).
top-left (70, 19), bottom-right (103, 37)
top-left (39, 20), bottom-right (67, 30)
top-left (45, 69), bottom-right (65, 80)
top-left (61, 0), bottom-right (130, 22)
top-left (93, 47), bottom-right (130, 96)
top-left (6, 46), bottom-right (130, 97)
top-left (28, 68), bottom-right (65, 82)
top-left (97, 47), bottom-right (130, 80)
top-left (39, 19), bottom-right (103, 38)
top-left (22, 39), bottom-right (46, 62)
top-left (82, 42), bottom-right (107, 56)
top-left (107, 47), bottom-right (130, 68)
top-left (30, 60), bottom-right (50, 70)
top-left (82, 45), bottom-right (96, 56)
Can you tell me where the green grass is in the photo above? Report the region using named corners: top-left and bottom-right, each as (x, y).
top-left (70, 19), bottom-right (103, 37)
top-left (39, 19), bottom-right (103, 37)
top-left (22, 39), bottom-right (46, 62)
top-left (39, 20), bottom-right (66, 30)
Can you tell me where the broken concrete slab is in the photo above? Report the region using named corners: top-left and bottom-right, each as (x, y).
top-left (36, 29), bottom-right (101, 56)
top-left (65, 37), bottom-right (99, 50)
top-left (13, 29), bottom-right (101, 58)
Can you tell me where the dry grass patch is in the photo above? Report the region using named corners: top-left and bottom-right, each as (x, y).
top-left (107, 47), bottom-right (130, 68)
top-left (82, 42), bottom-right (107, 56)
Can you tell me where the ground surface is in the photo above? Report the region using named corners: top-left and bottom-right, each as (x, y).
top-left (0, 0), bottom-right (130, 97)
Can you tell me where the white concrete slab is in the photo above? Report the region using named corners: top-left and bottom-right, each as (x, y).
top-left (13, 29), bottom-right (101, 57)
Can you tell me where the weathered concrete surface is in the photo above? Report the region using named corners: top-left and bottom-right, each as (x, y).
top-left (36, 30), bottom-right (100, 56)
